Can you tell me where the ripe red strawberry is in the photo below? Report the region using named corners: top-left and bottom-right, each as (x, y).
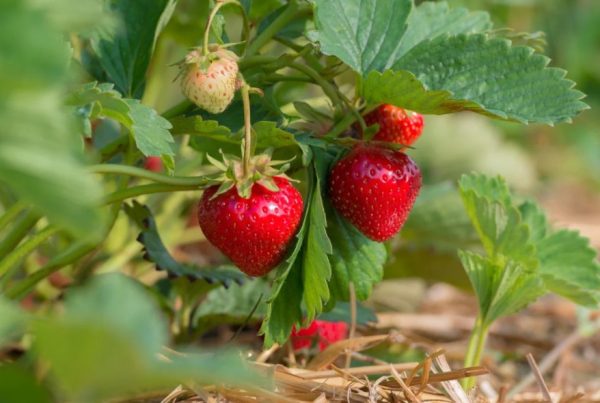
top-left (180, 48), bottom-right (239, 114)
top-left (144, 156), bottom-right (162, 172)
top-left (291, 320), bottom-right (348, 351)
top-left (328, 145), bottom-right (422, 242)
top-left (364, 105), bottom-right (424, 146)
top-left (198, 177), bottom-right (303, 276)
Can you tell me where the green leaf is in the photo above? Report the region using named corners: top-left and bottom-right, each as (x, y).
top-left (261, 254), bottom-right (304, 347)
top-left (66, 82), bottom-right (133, 128)
top-left (252, 121), bottom-right (301, 149)
top-left (0, 1), bottom-right (106, 240)
top-left (0, 364), bottom-right (53, 403)
top-left (363, 69), bottom-right (475, 115)
top-left (458, 250), bottom-right (544, 326)
top-left (326, 204), bottom-right (387, 301)
top-left (194, 279), bottom-right (270, 334)
top-left (312, 0), bottom-right (413, 74)
top-left (0, 1), bottom-right (68, 95)
top-left (63, 274), bottom-right (168, 356)
top-left (537, 229), bottom-right (600, 307)
top-left (302, 154), bottom-right (333, 322)
top-left (518, 200), bottom-right (548, 243)
top-left (35, 0), bottom-right (116, 34)
top-left (126, 202), bottom-right (247, 288)
top-left (260, 162), bottom-right (317, 346)
top-left (518, 200), bottom-right (600, 306)
top-left (0, 297), bottom-right (27, 346)
top-left (90, 0), bottom-right (176, 98)
top-left (394, 1), bottom-right (491, 60)
top-left (181, 115), bottom-right (305, 163)
top-left (459, 173), bottom-right (536, 268)
top-left (390, 34), bottom-right (588, 124)
top-left (125, 99), bottom-right (175, 158)
top-left (33, 274), bottom-right (261, 401)
top-left (0, 93), bottom-right (106, 240)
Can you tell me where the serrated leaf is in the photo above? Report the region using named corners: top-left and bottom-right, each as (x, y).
top-left (518, 200), bottom-right (548, 243)
top-left (125, 99), bottom-right (175, 158)
top-left (171, 115), bottom-right (232, 137)
top-left (459, 173), bottom-right (536, 268)
top-left (537, 229), bottom-right (600, 307)
top-left (89, 0), bottom-right (176, 98)
top-left (126, 202), bottom-right (247, 288)
top-left (390, 34), bottom-right (588, 124)
top-left (252, 121), bottom-right (300, 149)
top-left (180, 115), bottom-right (307, 164)
top-left (393, 1), bottom-right (492, 61)
top-left (261, 251), bottom-right (305, 347)
top-left (66, 81), bottom-right (133, 128)
top-left (302, 154), bottom-right (333, 322)
top-left (458, 250), bottom-right (544, 326)
top-left (312, 0), bottom-right (412, 74)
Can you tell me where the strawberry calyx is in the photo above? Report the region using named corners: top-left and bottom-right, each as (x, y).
top-left (205, 149), bottom-right (295, 199)
top-left (179, 46), bottom-right (238, 75)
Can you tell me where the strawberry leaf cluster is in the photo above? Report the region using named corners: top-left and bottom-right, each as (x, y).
top-left (458, 173), bottom-right (600, 329)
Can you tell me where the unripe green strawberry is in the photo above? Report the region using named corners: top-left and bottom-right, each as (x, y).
top-left (180, 49), bottom-right (239, 114)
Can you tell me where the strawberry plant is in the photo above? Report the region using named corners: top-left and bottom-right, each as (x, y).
top-left (1, 0), bottom-right (598, 400)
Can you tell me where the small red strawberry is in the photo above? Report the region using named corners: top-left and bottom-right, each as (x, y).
top-left (364, 105), bottom-right (424, 146)
top-left (180, 48), bottom-right (239, 114)
top-left (291, 320), bottom-right (348, 351)
top-left (197, 152), bottom-right (303, 276)
top-left (328, 145), bottom-right (422, 242)
top-left (144, 156), bottom-right (163, 172)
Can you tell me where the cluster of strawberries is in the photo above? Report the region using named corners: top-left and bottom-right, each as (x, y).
top-left (159, 48), bottom-right (425, 277)
top-left (194, 101), bottom-right (424, 276)
top-left (144, 48), bottom-right (425, 348)
top-left (155, 51), bottom-right (423, 270)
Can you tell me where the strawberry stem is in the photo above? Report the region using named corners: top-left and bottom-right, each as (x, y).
top-left (241, 84), bottom-right (253, 178)
top-left (203, 0), bottom-right (228, 57)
